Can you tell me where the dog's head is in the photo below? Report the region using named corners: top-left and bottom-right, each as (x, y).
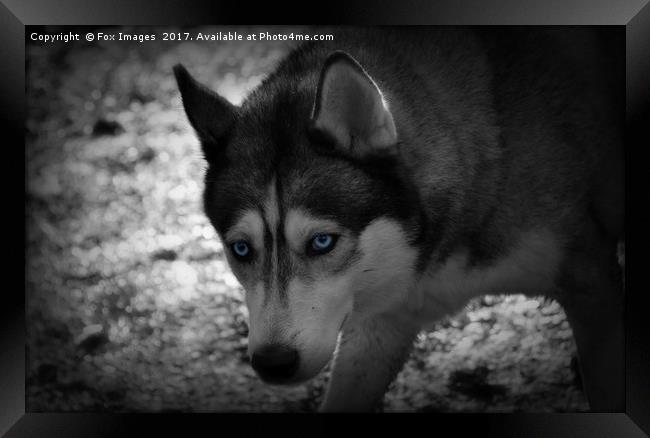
top-left (174, 51), bottom-right (422, 384)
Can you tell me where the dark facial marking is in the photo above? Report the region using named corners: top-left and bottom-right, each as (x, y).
top-left (262, 209), bottom-right (274, 305)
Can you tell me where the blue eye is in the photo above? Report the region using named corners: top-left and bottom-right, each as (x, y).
top-left (309, 233), bottom-right (337, 255)
top-left (231, 241), bottom-right (251, 259)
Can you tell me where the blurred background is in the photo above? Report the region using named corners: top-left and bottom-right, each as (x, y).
top-left (26, 25), bottom-right (588, 412)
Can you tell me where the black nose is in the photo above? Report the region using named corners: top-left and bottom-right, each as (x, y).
top-left (251, 344), bottom-right (300, 383)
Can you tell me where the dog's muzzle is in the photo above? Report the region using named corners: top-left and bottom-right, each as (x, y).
top-left (251, 344), bottom-right (300, 383)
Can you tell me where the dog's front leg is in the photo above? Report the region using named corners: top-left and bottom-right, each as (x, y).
top-left (557, 242), bottom-right (625, 411)
top-left (319, 310), bottom-right (420, 412)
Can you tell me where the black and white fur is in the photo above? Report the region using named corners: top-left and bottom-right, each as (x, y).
top-left (174, 27), bottom-right (624, 412)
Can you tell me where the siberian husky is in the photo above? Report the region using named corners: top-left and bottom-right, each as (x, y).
top-left (174, 27), bottom-right (624, 412)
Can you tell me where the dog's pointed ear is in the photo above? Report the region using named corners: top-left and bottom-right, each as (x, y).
top-left (174, 64), bottom-right (236, 161)
top-left (309, 51), bottom-right (397, 159)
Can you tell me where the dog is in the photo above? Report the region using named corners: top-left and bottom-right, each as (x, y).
top-left (174, 27), bottom-right (624, 412)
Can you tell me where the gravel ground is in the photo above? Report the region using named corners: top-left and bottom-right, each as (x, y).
top-left (26, 25), bottom-right (589, 412)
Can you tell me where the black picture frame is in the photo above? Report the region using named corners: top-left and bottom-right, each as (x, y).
top-left (3, 0), bottom-right (648, 436)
